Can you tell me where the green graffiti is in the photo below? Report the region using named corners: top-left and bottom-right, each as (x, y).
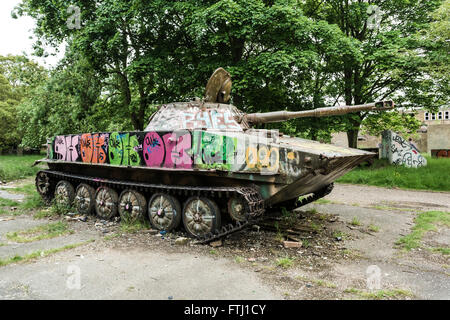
top-left (108, 132), bottom-right (140, 166)
top-left (193, 131), bottom-right (236, 170)
top-left (47, 138), bottom-right (54, 159)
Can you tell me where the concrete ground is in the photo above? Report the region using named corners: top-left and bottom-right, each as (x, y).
top-left (0, 181), bottom-right (449, 300)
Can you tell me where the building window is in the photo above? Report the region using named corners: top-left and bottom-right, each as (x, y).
top-left (432, 113), bottom-right (436, 120)
top-left (425, 112), bottom-right (429, 120)
top-left (438, 111), bottom-right (443, 120)
top-left (445, 111), bottom-right (449, 120)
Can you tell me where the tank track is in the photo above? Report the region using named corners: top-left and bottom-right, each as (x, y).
top-left (36, 170), bottom-right (332, 244)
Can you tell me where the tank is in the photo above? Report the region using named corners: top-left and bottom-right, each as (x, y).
top-left (34, 68), bottom-right (395, 242)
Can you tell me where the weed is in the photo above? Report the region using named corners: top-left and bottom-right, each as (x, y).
top-left (350, 217), bottom-right (362, 226)
top-left (396, 211), bottom-right (450, 250)
top-left (368, 225), bottom-right (380, 232)
top-left (276, 257), bottom-right (294, 269)
top-left (234, 256), bottom-right (244, 263)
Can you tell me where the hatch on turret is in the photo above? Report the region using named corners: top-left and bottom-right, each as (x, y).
top-left (145, 102), bottom-right (248, 131)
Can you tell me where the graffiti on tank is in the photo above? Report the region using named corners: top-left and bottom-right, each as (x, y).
top-left (54, 135), bottom-right (79, 161)
top-left (143, 132), bottom-right (165, 167)
top-left (244, 145), bottom-right (279, 174)
top-left (192, 131), bottom-right (236, 170)
top-left (182, 110), bottom-right (241, 130)
top-left (80, 133), bottom-right (108, 164)
top-left (431, 150), bottom-right (450, 158)
top-left (108, 132), bottom-right (141, 166)
top-left (279, 150), bottom-right (301, 176)
top-left (162, 131), bottom-right (192, 169)
top-left (47, 138), bottom-right (54, 160)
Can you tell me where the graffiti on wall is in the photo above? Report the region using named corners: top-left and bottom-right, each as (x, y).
top-left (381, 130), bottom-right (427, 168)
top-left (55, 135), bottom-right (79, 162)
top-left (431, 150), bottom-right (450, 158)
top-left (109, 132), bottom-right (141, 166)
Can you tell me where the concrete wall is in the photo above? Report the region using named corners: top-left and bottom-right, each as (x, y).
top-left (427, 124), bottom-right (450, 154)
top-left (380, 130), bottom-right (427, 168)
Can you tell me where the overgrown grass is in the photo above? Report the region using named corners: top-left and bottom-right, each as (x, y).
top-left (396, 211), bottom-right (450, 250)
top-left (6, 222), bottom-right (72, 243)
top-left (0, 240), bottom-right (94, 267)
top-left (344, 288), bottom-right (414, 300)
top-left (0, 155), bottom-right (44, 182)
top-left (337, 156), bottom-right (450, 191)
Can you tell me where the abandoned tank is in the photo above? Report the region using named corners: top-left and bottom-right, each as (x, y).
top-left (35, 68), bottom-right (395, 242)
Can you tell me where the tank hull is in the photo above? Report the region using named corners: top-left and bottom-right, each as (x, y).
top-left (40, 129), bottom-right (373, 206)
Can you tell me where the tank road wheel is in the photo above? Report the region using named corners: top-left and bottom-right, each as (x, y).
top-left (74, 184), bottom-right (96, 215)
top-left (148, 193), bottom-right (181, 231)
top-left (228, 196), bottom-right (248, 222)
top-left (118, 190), bottom-right (147, 223)
top-left (54, 180), bottom-right (75, 206)
top-left (95, 187), bottom-right (118, 220)
top-left (182, 197), bottom-right (221, 238)
top-left (36, 172), bottom-right (52, 202)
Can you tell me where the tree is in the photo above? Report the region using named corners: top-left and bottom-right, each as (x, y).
top-left (301, 0), bottom-right (445, 147)
top-left (0, 55), bottom-right (47, 152)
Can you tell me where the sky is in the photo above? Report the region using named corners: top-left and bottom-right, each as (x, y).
top-left (0, 0), bottom-right (65, 67)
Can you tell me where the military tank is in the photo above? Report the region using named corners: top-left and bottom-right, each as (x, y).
top-left (34, 68), bottom-right (394, 242)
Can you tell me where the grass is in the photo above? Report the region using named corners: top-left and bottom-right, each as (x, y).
top-left (234, 256), bottom-right (245, 263)
top-left (344, 288), bottom-right (414, 300)
top-left (120, 219), bottom-right (150, 233)
top-left (396, 211), bottom-right (450, 251)
top-left (350, 217), bottom-right (362, 226)
top-left (296, 276), bottom-right (337, 288)
top-left (337, 156), bottom-right (450, 192)
top-left (368, 224), bottom-right (380, 232)
top-left (6, 222), bottom-right (72, 243)
top-left (276, 257), bottom-right (294, 269)
top-left (0, 240), bottom-right (94, 267)
top-left (0, 155), bottom-right (44, 182)
top-left (431, 247), bottom-right (450, 255)
top-left (0, 182), bottom-right (45, 216)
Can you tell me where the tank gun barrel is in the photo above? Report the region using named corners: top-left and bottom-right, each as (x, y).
top-left (245, 100), bottom-right (395, 124)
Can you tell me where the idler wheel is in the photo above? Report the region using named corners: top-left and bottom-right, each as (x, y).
top-left (54, 180), bottom-right (75, 206)
top-left (227, 196), bottom-right (248, 222)
top-left (182, 197), bottom-right (221, 238)
top-left (36, 172), bottom-right (52, 201)
top-left (95, 186), bottom-right (118, 220)
top-left (74, 184), bottom-right (95, 215)
top-left (118, 189), bottom-right (147, 223)
top-left (148, 193), bottom-right (181, 231)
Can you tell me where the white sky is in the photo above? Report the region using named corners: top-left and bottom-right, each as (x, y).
top-left (0, 0), bottom-right (65, 67)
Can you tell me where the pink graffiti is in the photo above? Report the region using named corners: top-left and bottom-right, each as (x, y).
top-left (143, 132), bottom-right (165, 167)
top-left (162, 133), bottom-right (192, 169)
top-left (54, 135), bottom-right (78, 161)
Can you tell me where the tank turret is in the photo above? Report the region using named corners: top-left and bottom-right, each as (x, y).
top-left (244, 101), bottom-right (395, 124)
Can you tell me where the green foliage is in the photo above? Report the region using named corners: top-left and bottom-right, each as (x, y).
top-left (337, 156), bottom-right (450, 192)
top-left (5, 0), bottom-right (448, 149)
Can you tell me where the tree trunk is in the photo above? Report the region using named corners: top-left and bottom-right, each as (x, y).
top-left (346, 128), bottom-right (359, 148)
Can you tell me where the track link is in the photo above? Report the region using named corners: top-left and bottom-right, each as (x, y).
top-left (36, 170), bottom-right (333, 244)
